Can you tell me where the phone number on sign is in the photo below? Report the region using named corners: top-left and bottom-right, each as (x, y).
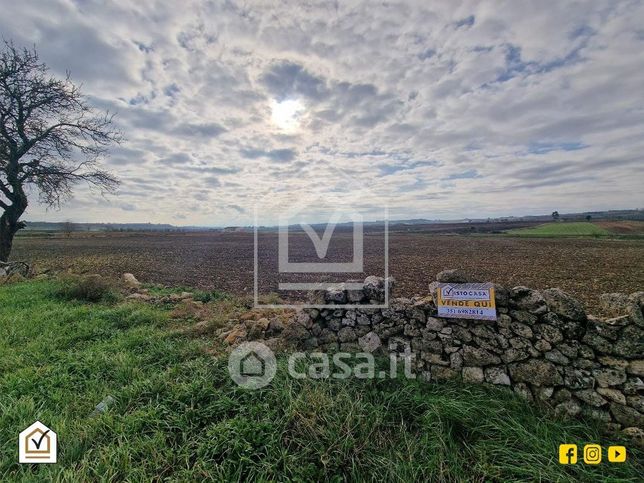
top-left (440, 308), bottom-right (489, 316)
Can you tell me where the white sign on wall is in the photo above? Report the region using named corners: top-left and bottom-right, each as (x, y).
top-left (436, 283), bottom-right (497, 321)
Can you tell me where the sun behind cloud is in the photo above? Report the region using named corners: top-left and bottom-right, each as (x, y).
top-left (270, 98), bottom-right (305, 132)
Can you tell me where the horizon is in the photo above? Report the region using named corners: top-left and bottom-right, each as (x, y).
top-left (24, 206), bottom-right (644, 229)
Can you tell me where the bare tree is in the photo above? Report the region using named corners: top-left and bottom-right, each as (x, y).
top-left (0, 42), bottom-right (120, 261)
top-left (61, 220), bottom-right (76, 238)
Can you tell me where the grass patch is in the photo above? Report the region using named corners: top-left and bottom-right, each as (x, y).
top-left (53, 274), bottom-right (120, 303)
top-left (143, 284), bottom-right (232, 303)
top-left (1, 280), bottom-right (641, 481)
top-left (506, 222), bottom-right (612, 237)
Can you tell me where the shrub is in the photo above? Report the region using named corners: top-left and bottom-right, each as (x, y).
top-left (54, 274), bottom-right (119, 303)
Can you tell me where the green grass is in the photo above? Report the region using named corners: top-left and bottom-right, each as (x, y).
top-left (507, 222), bottom-right (612, 237)
top-left (1, 280), bottom-right (642, 481)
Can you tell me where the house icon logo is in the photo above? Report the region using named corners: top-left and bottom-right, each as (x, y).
top-left (240, 351), bottom-right (265, 377)
top-left (228, 342), bottom-right (277, 389)
top-left (19, 421), bottom-right (57, 464)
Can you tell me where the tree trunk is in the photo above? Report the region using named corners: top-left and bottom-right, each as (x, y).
top-left (0, 192), bottom-right (28, 262)
top-left (0, 213), bottom-right (17, 262)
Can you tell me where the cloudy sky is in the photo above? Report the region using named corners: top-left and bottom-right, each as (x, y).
top-left (2, 0), bottom-right (643, 225)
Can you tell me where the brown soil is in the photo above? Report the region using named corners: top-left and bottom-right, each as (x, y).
top-left (595, 220), bottom-right (644, 234)
top-left (11, 231), bottom-right (644, 313)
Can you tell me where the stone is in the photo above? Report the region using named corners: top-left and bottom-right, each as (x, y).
top-left (563, 368), bottom-right (594, 389)
top-left (463, 346), bottom-right (501, 366)
top-left (346, 284), bottom-right (365, 303)
top-left (303, 337), bottom-right (319, 349)
top-left (436, 269), bottom-right (470, 283)
top-left (484, 367), bottom-right (511, 386)
top-left (431, 365), bottom-right (459, 381)
top-left (355, 314), bottom-right (370, 326)
top-left (592, 368), bottom-right (627, 387)
top-left (126, 293), bottom-right (151, 301)
top-left (247, 317), bottom-right (270, 339)
top-left (338, 327), bottom-right (357, 343)
top-left (534, 324), bottom-right (563, 344)
top-left (0, 261), bottom-right (29, 279)
top-left (573, 358), bottom-right (597, 370)
top-left (575, 389), bottom-right (607, 407)
top-left (497, 314), bottom-right (512, 327)
top-left (296, 311), bottom-right (313, 328)
top-left (328, 318), bottom-right (342, 331)
top-left (223, 325), bottom-right (247, 345)
top-left (514, 383), bottom-right (534, 401)
top-left (597, 388), bottom-right (627, 405)
top-left (449, 352), bottom-right (464, 370)
top-left (582, 331), bottom-right (612, 354)
top-left (553, 388), bottom-right (572, 403)
top-left (494, 284), bottom-right (509, 307)
top-left (598, 356), bottom-right (629, 370)
top-left (423, 353), bottom-right (450, 366)
top-left (282, 322), bottom-right (310, 342)
top-left (600, 293), bottom-right (636, 317)
top-left (630, 291), bottom-right (644, 307)
top-left (122, 273), bottom-right (141, 289)
top-left (556, 343), bottom-right (579, 358)
top-left (510, 322), bottom-right (533, 339)
top-left (363, 276), bottom-right (394, 302)
top-left (542, 288), bottom-right (586, 321)
top-left (628, 360), bottom-right (644, 377)
top-left (501, 348), bottom-right (530, 364)
top-left (610, 403), bottom-right (643, 427)
top-left (341, 317), bottom-right (356, 327)
top-left (612, 325), bottom-right (644, 358)
top-left (555, 400), bottom-right (581, 418)
top-left (462, 366), bottom-right (484, 383)
top-left (453, 326), bottom-right (473, 343)
top-left (509, 310), bottom-right (538, 325)
top-left (511, 286), bottom-right (547, 314)
top-left (627, 395), bottom-right (644, 413)
top-left (534, 339), bottom-right (552, 352)
top-left (325, 284), bottom-right (347, 304)
top-left (545, 350), bottom-right (570, 365)
top-left (266, 318), bottom-right (284, 336)
top-left (471, 325), bottom-right (496, 339)
top-left (578, 345), bottom-right (595, 359)
top-left (404, 323), bottom-right (422, 337)
top-left (509, 359), bottom-right (563, 386)
top-left (319, 328), bottom-right (338, 344)
top-left (534, 386), bottom-right (554, 401)
top-left (623, 377), bottom-right (644, 395)
top-left (425, 317), bottom-right (444, 331)
top-left (354, 326), bottom-right (371, 338)
top-left (358, 332), bottom-right (381, 353)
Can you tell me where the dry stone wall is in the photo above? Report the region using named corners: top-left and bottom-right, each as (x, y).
top-left (286, 271), bottom-right (644, 438)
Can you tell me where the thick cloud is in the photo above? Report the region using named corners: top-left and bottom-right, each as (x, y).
top-left (1, 0), bottom-right (641, 225)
